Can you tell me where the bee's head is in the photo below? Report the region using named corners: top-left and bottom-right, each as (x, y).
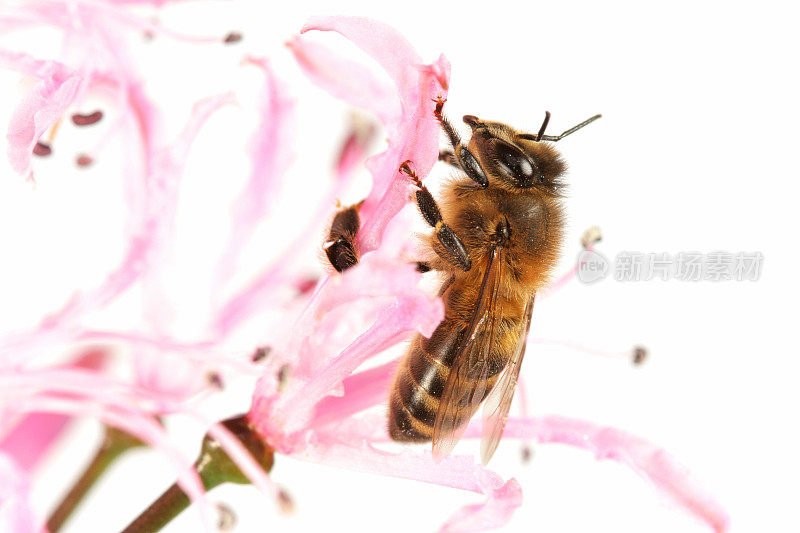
top-left (463, 112), bottom-right (599, 195)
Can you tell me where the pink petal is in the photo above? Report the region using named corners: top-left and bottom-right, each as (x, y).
top-left (0, 453), bottom-right (40, 533)
top-left (0, 349), bottom-right (107, 473)
top-left (287, 36), bottom-right (398, 124)
top-left (293, 436), bottom-right (521, 532)
top-left (213, 117), bottom-right (374, 336)
top-left (0, 90), bottom-right (233, 368)
top-left (440, 473), bottom-right (522, 533)
top-left (9, 396), bottom-right (214, 530)
top-left (5, 59), bottom-right (84, 179)
top-left (301, 17), bottom-right (424, 106)
top-left (310, 359), bottom-right (398, 429)
top-left (334, 116), bottom-right (377, 178)
top-left (0, 1), bottom-right (225, 44)
top-left (213, 58), bottom-right (295, 295)
top-left (249, 247), bottom-right (443, 450)
top-left (297, 16), bottom-right (450, 254)
top-left (495, 416), bottom-right (730, 533)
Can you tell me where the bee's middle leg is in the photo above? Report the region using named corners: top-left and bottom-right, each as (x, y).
top-left (400, 160), bottom-right (471, 272)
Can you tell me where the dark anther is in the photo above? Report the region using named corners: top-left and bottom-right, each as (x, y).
top-left (33, 141), bottom-right (52, 156)
top-left (251, 346), bottom-right (271, 363)
top-left (216, 503), bottom-right (236, 531)
top-left (71, 111), bottom-right (103, 126)
top-left (277, 364), bottom-right (291, 392)
top-left (76, 154), bottom-right (93, 167)
top-left (632, 346), bottom-right (648, 365)
top-left (223, 32), bottom-right (242, 44)
top-left (416, 262), bottom-right (431, 273)
top-left (521, 445), bottom-right (534, 463)
top-left (206, 372), bottom-right (224, 389)
top-left (277, 488), bottom-right (295, 514)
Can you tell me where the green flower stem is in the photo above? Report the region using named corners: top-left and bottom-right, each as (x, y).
top-left (120, 415), bottom-right (273, 533)
top-left (47, 425), bottom-right (145, 533)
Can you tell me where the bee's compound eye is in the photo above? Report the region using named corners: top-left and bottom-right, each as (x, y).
top-left (492, 140), bottom-right (539, 187)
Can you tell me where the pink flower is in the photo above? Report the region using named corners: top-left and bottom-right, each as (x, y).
top-left (244, 16), bottom-right (730, 533)
top-left (0, 8), bottom-right (730, 533)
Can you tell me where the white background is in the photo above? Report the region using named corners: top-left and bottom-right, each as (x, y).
top-left (1, 1), bottom-right (798, 532)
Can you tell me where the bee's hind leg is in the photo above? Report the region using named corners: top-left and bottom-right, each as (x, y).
top-left (400, 160), bottom-right (471, 272)
top-left (324, 203), bottom-right (361, 272)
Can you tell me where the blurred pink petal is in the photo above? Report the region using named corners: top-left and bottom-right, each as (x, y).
top-left (491, 416), bottom-right (730, 533)
top-left (213, 116), bottom-right (373, 336)
top-left (0, 453), bottom-right (40, 533)
top-left (0, 89), bottom-right (234, 372)
top-left (0, 349), bottom-right (107, 473)
top-left (287, 36), bottom-right (398, 124)
top-left (296, 16), bottom-right (450, 254)
top-left (298, 436), bottom-right (521, 533)
top-left (213, 58), bottom-right (295, 294)
top-left (0, 1), bottom-right (225, 44)
top-left (440, 473), bottom-right (522, 533)
top-left (10, 396), bottom-right (214, 529)
top-left (5, 59), bottom-right (84, 179)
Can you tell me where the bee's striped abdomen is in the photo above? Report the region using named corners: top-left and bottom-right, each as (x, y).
top-left (388, 317), bottom-right (512, 443)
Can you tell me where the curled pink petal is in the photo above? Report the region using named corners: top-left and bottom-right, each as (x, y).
top-left (287, 36), bottom-right (398, 124)
top-left (6, 60), bottom-right (84, 179)
top-left (301, 17), bottom-right (423, 105)
top-left (297, 16), bottom-right (450, 254)
top-left (440, 473), bottom-right (522, 533)
top-left (493, 416), bottom-right (730, 533)
top-left (295, 437), bottom-right (521, 532)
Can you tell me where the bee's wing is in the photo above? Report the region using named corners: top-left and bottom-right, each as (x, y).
top-left (432, 246), bottom-right (504, 460)
top-left (479, 294), bottom-right (535, 465)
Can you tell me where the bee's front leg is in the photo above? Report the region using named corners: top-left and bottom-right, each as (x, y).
top-left (432, 96), bottom-right (488, 188)
top-left (400, 160), bottom-right (471, 272)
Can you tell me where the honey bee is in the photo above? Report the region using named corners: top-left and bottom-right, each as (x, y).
top-left (326, 97), bottom-right (600, 464)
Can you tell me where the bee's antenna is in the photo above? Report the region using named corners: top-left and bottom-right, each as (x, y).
top-left (535, 111), bottom-right (551, 141)
top-left (539, 114), bottom-right (602, 142)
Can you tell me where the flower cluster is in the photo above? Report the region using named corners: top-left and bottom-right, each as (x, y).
top-left (0, 4), bottom-right (729, 533)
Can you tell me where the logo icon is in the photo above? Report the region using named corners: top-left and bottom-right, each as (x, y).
top-left (577, 249), bottom-right (609, 284)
